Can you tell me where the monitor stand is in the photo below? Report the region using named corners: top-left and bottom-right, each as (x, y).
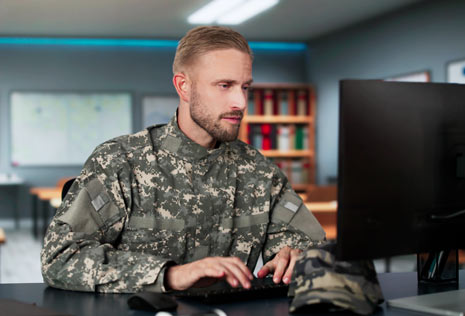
top-left (387, 250), bottom-right (463, 316)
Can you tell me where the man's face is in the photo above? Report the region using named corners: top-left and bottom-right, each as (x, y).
top-left (187, 48), bottom-right (253, 142)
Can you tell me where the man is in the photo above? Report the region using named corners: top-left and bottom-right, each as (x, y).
top-left (41, 26), bottom-right (325, 293)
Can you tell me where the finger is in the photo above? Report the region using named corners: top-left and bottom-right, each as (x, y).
top-left (217, 263), bottom-right (240, 288)
top-left (257, 265), bottom-right (271, 278)
top-left (228, 257), bottom-right (253, 280)
top-left (273, 248), bottom-right (291, 283)
top-left (202, 266), bottom-right (226, 279)
top-left (222, 258), bottom-right (252, 289)
top-left (282, 249), bottom-right (302, 284)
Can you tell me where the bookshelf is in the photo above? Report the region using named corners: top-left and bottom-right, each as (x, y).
top-left (239, 83), bottom-right (316, 200)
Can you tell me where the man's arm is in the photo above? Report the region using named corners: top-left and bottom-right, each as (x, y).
top-left (41, 143), bottom-right (172, 293)
top-left (258, 168), bottom-right (326, 284)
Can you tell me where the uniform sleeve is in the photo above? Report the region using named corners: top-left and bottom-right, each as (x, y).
top-left (262, 166), bottom-right (326, 263)
top-left (40, 142), bottom-right (173, 293)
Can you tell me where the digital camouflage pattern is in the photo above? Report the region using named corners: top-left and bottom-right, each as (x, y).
top-left (41, 114), bottom-right (326, 293)
top-left (289, 241), bottom-right (384, 315)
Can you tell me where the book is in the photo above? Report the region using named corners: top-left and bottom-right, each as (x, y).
top-left (295, 125), bottom-right (304, 150)
top-left (288, 90), bottom-right (296, 115)
top-left (303, 161), bottom-right (310, 184)
top-left (247, 96), bottom-right (254, 115)
top-left (278, 125), bottom-right (290, 151)
top-left (261, 124), bottom-right (272, 150)
top-left (289, 125), bottom-right (296, 150)
top-left (303, 126), bottom-right (309, 150)
top-left (279, 90), bottom-right (289, 115)
top-left (250, 124), bottom-right (263, 149)
top-left (291, 160), bottom-right (304, 184)
top-left (263, 89), bottom-right (274, 116)
top-left (254, 90), bottom-right (263, 115)
top-left (280, 160), bottom-right (291, 181)
top-left (270, 124), bottom-right (277, 150)
top-left (297, 90), bottom-right (307, 116)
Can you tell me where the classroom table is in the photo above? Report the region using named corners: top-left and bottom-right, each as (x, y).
top-left (0, 271), bottom-right (464, 316)
top-left (29, 187), bottom-right (62, 238)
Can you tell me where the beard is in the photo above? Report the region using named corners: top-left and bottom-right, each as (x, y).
top-left (190, 87), bottom-right (243, 142)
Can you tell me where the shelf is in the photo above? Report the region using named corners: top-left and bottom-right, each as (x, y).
top-left (293, 184), bottom-right (309, 192)
top-left (244, 115), bottom-right (313, 124)
top-left (260, 150), bottom-right (313, 158)
top-left (240, 82), bottom-right (317, 186)
top-left (305, 202), bottom-right (338, 213)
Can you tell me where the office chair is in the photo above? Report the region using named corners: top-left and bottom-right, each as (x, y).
top-left (61, 178), bottom-right (76, 200)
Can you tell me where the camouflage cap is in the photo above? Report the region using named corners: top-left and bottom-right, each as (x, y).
top-left (289, 241), bottom-right (384, 315)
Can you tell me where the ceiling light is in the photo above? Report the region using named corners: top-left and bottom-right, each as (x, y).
top-left (188, 0), bottom-right (279, 25)
top-left (188, 0), bottom-right (246, 24)
top-left (217, 0), bottom-right (279, 25)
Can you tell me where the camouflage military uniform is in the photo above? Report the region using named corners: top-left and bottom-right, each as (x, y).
top-left (41, 115), bottom-right (325, 293)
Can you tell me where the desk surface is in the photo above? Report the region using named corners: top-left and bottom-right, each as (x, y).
top-left (0, 271), bottom-right (464, 316)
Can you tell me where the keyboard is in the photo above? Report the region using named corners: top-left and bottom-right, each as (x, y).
top-left (172, 277), bottom-right (290, 304)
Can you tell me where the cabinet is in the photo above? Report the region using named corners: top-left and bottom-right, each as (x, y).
top-left (238, 83), bottom-right (316, 200)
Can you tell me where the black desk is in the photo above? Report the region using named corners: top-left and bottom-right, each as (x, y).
top-left (0, 271), bottom-right (464, 316)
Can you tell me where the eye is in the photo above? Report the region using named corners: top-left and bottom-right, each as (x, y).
top-left (243, 85), bottom-right (250, 91)
top-left (219, 83), bottom-right (231, 89)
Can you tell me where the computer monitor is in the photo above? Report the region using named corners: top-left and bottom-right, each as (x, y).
top-left (336, 79), bottom-right (465, 261)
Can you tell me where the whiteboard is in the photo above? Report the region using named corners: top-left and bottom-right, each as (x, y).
top-left (10, 92), bottom-right (132, 166)
top-left (142, 95), bottom-right (178, 128)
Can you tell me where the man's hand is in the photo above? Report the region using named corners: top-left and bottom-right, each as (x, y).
top-left (257, 246), bottom-right (302, 284)
top-left (165, 257), bottom-right (253, 291)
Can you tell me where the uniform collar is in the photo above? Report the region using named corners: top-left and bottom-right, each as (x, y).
top-left (156, 114), bottom-right (229, 161)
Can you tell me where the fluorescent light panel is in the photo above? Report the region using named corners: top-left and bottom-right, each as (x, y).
top-left (218, 0), bottom-right (279, 25)
top-left (188, 0), bottom-right (279, 25)
top-left (188, 0), bottom-right (245, 24)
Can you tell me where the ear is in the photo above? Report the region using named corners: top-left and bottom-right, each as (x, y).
top-left (173, 72), bottom-right (190, 103)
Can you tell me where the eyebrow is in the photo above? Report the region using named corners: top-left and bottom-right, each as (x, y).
top-left (213, 79), bottom-right (254, 85)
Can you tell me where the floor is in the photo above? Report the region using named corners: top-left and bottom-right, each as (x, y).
top-left (0, 225), bottom-right (422, 284)
top-left (1, 227), bottom-right (43, 283)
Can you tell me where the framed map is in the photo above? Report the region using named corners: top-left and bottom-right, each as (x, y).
top-left (386, 70), bottom-right (430, 82)
top-left (447, 58), bottom-right (465, 84)
top-left (142, 95), bottom-right (178, 128)
top-left (10, 91), bottom-right (132, 166)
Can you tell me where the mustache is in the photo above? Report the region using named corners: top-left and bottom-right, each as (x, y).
top-left (219, 111), bottom-right (244, 119)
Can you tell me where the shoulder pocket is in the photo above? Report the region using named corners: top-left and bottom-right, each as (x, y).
top-left (271, 191), bottom-right (326, 241)
top-left (57, 178), bottom-right (121, 234)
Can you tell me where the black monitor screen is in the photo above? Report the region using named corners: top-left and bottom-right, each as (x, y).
top-left (337, 80), bottom-right (465, 260)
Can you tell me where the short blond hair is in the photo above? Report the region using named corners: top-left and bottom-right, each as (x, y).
top-left (173, 26), bottom-right (253, 74)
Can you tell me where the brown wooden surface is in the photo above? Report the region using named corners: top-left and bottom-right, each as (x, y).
top-left (306, 201), bottom-right (337, 240)
top-left (30, 177), bottom-right (74, 199)
top-left (243, 115), bottom-right (313, 124)
top-left (29, 187), bottom-right (57, 195)
top-left (259, 149), bottom-right (313, 158)
top-left (36, 188), bottom-right (62, 201)
top-left (308, 185), bottom-right (337, 202)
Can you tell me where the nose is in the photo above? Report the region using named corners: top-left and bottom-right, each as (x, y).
top-left (230, 87), bottom-right (248, 112)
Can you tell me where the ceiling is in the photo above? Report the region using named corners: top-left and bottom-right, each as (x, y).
top-left (0, 0), bottom-right (424, 42)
